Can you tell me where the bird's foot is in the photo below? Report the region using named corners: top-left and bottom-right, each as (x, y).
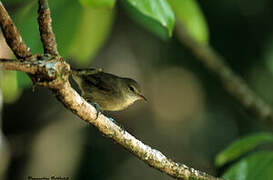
top-left (90, 102), bottom-right (101, 120)
top-left (107, 116), bottom-right (125, 132)
top-left (108, 117), bottom-right (117, 123)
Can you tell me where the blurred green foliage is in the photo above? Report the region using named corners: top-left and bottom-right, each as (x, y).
top-left (0, 71), bottom-right (21, 103)
top-left (215, 132), bottom-right (273, 167)
top-left (223, 151), bottom-right (273, 180)
top-left (264, 36), bottom-right (273, 76)
top-left (78, 0), bottom-right (116, 8)
top-left (168, 0), bottom-right (209, 44)
top-left (69, 8), bottom-right (114, 64)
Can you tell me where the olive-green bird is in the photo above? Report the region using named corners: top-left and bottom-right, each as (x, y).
top-left (71, 68), bottom-right (147, 112)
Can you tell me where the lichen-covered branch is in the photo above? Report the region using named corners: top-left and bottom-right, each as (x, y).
top-left (0, 2), bottom-right (32, 59)
top-left (38, 0), bottom-right (59, 56)
top-left (175, 24), bottom-right (273, 124)
top-left (0, 58), bottom-right (40, 74)
top-left (55, 81), bottom-right (223, 180)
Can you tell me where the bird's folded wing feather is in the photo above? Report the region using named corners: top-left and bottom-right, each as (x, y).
top-left (83, 73), bottom-right (114, 93)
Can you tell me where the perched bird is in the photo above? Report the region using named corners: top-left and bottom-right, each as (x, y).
top-left (71, 68), bottom-right (147, 112)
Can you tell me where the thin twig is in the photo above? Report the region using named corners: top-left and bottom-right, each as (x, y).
top-left (0, 59), bottom-right (37, 74)
top-left (37, 0), bottom-right (58, 56)
top-left (0, 2), bottom-right (32, 59)
top-left (0, 58), bottom-right (57, 82)
top-left (175, 24), bottom-right (273, 124)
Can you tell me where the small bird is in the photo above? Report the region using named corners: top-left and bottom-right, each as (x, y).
top-left (71, 68), bottom-right (147, 112)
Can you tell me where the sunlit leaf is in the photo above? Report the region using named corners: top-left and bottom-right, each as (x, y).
top-left (78, 0), bottom-right (116, 8)
top-left (223, 151), bottom-right (273, 180)
top-left (0, 71), bottom-right (21, 103)
top-left (215, 132), bottom-right (273, 167)
top-left (168, 0), bottom-right (209, 44)
top-left (123, 1), bottom-right (168, 40)
top-left (125, 0), bottom-right (175, 37)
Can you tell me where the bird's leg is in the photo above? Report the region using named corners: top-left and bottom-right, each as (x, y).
top-left (90, 102), bottom-right (102, 120)
top-left (107, 116), bottom-right (126, 133)
top-left (108, 117), bottom-right (116, 123)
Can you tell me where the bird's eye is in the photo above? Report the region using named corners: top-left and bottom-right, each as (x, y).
top-left (129, 86), bottom-right (135, 92)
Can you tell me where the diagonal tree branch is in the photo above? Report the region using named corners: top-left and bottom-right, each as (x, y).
top-left (175, 23), bottom-right (273, 125)
top-left (56, 81), bottom-right (223, 180)
top-left (0, 59), bottom-right (223, 180)
top-left (0, 2), bottom-right (32, 59)
top-left (0, 1), bottom-right (224, 180)
top-left (37, 0), bottom-right (59, 56)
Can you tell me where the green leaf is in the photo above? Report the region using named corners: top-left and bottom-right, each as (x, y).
top-left (123, 1), bottom-right (167, 40)
top-left (223, 151), bottom-right (273, 180)
top-left (0, 71), bottom-right (21, 103)
top-left (78, 0), bottom-right (116, 8)
top-left (168, 0), bottom-right (209, 44)
top-left (125, 0), bottom-right (175, 37)
top-left (69, 7), bottom-right (114, 65)
top-left (215, 132), bottom-right (273, 167)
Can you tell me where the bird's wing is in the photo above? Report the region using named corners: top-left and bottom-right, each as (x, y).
top-left (83, 73), bottom-right (114, 93)
top-left (72, 68), bottom-right (102, 76)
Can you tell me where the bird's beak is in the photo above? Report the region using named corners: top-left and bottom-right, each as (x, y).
top-left (137, 93), bottom-right (148, 102)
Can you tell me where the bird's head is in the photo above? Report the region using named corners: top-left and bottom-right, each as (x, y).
top-left (121, 78), bottom-right (147, 104)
